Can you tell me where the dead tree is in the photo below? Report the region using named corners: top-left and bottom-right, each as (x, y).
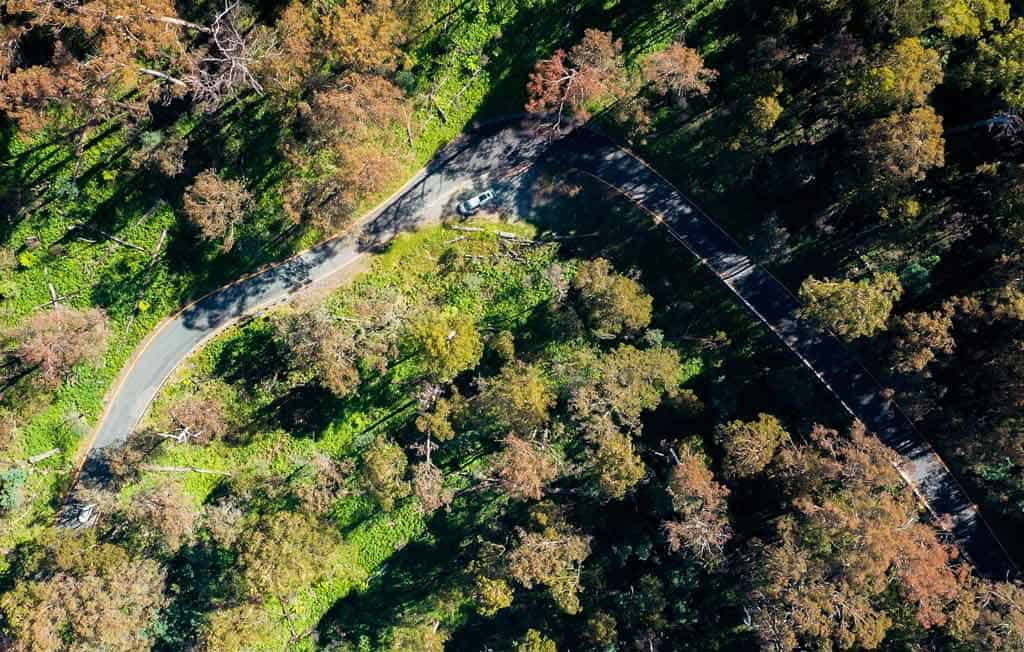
top-left (186, 1), bottom-right (277, 109)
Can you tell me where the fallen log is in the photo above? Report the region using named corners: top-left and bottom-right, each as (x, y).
top-left (141, 464), bottom-right (232, 476)
top-left (69, 223), bottom-right (145, 252)
top-left (28, 448), bottom-right (60, 464)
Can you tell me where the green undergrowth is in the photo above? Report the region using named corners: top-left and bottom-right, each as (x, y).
top-left (0, 0), bottom-right (560, 552)
top-left (139, 218), bottom-right (547, 500)
top-left (131, 220), bottom-right (558, 649)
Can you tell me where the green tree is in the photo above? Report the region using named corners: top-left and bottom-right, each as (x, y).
top-left (798, 272), bottom-right (904, 340)
top-left (474, 362), bottom-right (556, 435)
top-left (939, 0), bottom-right (1009, 38)
top-left (415, 395), bottom-right (457, 446)
top-left (857, 38), bottom-right (942, 112)
top-left (361, 438), bottom-right (410, 511)
top-left (0, 468), bottom-right (27, 514)
top-left (572, 258), bottom-right (653, 339)
top-left (715, 414), bottom-right (789, 479)
top-left (473, 575), bottom-right (515, 617)
top-left (404, 308), bottom-right (483, 382)
top-left (571, 345), bottom-right (681, 428)
top-left (584, 611), bottom-right (619, 648)
top-left (514, 629), bottom-right (558, 652)
top-left (750, 95), bottom-right (784, 132)
top-left (966, 17), bottom-right (1024, 107)
top-left (237, 511), bottom-right (346, 605)
top-left (488, 330), bottom-right (517, 363)
top-left (862, 0), bottom-right (940, 37)
top-left (584, 416), bottom-right (646, 499)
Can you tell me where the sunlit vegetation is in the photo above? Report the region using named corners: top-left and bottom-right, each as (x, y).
top-left (3, 0), bottom-right (1024, 650)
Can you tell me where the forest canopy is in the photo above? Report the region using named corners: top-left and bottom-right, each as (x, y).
top-left (2, 0), bottom-right (1023, 650)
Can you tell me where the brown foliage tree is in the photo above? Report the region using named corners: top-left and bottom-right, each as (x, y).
top-left (411, 461), bottom-right (453, 514)
top-left (0, 534), bottom-right (167, 652)
top-left (320, 0), bottom-right (405, 74)
top-left (642, 42), bottom-right (718, 101)
top-left (305, 75), bottom-right (406, 145)
top-left (204, 499), bottom-right (245, 547)
top-left (291, 453), bottom-right (355, 515)
top-left (275, 289), bottom-right (408, 395)
top-left (274, 309), bottom-right (360, 397)
top-left (183, 170), bottom-right (252, 251)
top-left (526, 29), bottom-right (627, 127)
top-left (128, 483), bottom-right (198, 550)
top-left (892, 304), bottom-right (956, 372)
top-left (0, 45), bottom-right (90, 132)
top-left (0, 0), bottom-right (270, 132)
top-left (100, 429), bottom-right (162, 487)
top-left (0, 0), bottom-right (187, 131)
top-left (862, 106), bottom-right (945, 185)
top-left (8, 306), bottom-right (109, 387)
top-left (387, 622), bottom-right (448, 652)
top-left (507, 520), bottom-right (592, 614)
top-left (0, 410), bottom-right (18, 454)
top-left (746, 423), bottom-right (964, 650)
top-left (278, 22), bottom-right (409, 230)
top-left (662, 446), bottom-right (732, 564)
top-left (167, 391), bottom-right (232, 443)
top-left (253, 1), bottom-right (315, 97)
top-left (256, 0), bottom-right (404, 100)
top-left (493, 435), bottom-right (559, 501)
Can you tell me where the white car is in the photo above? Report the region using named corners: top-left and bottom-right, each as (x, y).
top-left (457, 189), bottom-right (495, 216)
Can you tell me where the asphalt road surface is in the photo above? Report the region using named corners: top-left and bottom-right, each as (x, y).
top-left (76, 117), bottom-right (1016, 579)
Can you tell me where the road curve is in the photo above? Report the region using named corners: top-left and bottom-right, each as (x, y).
top-left (552, 128), bottom-right (1016, 579)
top-left (84, 117), bottom-right (553, 452)
top-left (77, 118), bottom-right (1015, 579)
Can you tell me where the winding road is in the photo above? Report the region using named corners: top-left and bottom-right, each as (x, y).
top-left (74, 117), bottom-right (1016, 579)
